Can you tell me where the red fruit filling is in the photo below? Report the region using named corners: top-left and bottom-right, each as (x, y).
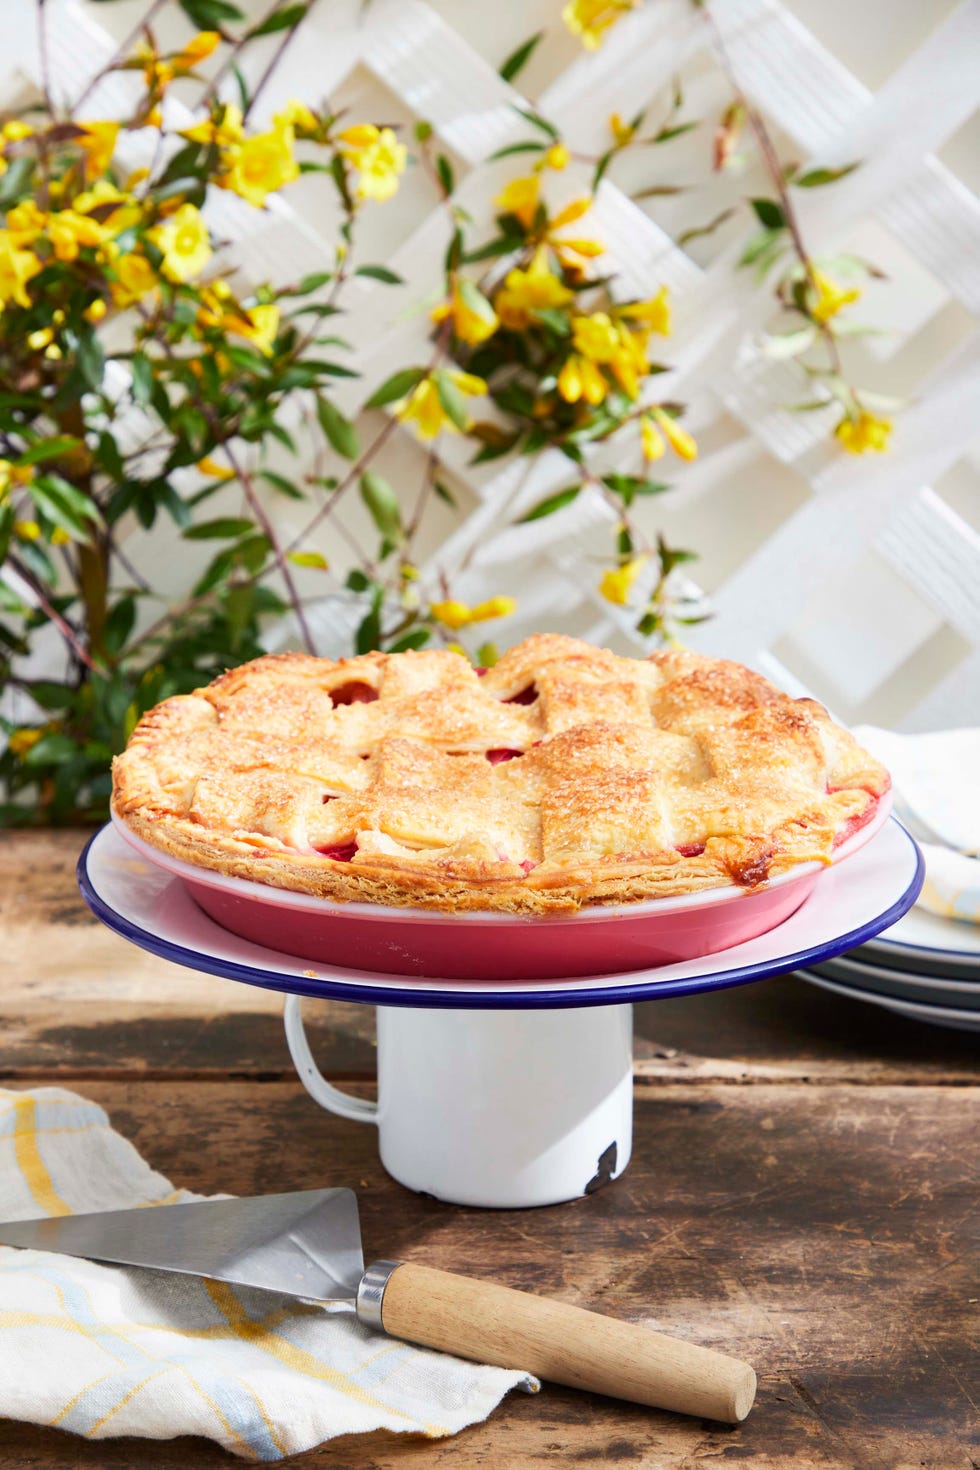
top-left (315, 842), bottom-right (358, 862)
top-left (520, 859), bottom-right (537, 874)
top-left (486, 748), bottom-right (521, 764)
top-left (506, 684), bottom-right (537, 705)
top-left (475, 667), bottom-right (489, 677)
top-left (830, 791), bottom-right (882, 849)
top-left (675, 842), bottom-right (706, 858)
top-left (330, 682), bottom-right (379, 706)
top-left (321, 794), bottom-right (337, 803)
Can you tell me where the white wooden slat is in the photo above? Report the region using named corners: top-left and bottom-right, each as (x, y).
top-left (876, 489), bottom-right (980, 644)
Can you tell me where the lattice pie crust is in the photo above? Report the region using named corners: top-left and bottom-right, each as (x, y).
top-left (112, 634), bottom-right (890, 913)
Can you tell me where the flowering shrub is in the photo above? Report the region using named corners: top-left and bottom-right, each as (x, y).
top-left (0, 0), bottom-right (893, 824)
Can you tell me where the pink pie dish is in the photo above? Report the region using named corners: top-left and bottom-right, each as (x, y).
top-left (111, 791), bottom-right (892, 981)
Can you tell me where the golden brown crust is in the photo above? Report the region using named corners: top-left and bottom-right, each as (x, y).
top-left (112, 634), bottom-right (890, 913)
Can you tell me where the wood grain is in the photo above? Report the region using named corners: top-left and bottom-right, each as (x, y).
top-left (2, 830), bottom-right (979, 1468)
top-left (1, 1080), bottom-right (977, 1469)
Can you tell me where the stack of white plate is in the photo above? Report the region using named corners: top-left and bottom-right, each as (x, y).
top-left (800, 906), bottom-right (980, 1032)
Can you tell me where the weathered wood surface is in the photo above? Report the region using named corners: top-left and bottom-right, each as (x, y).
top-left (2, 831), bottom-right (979, 1468)
top-left (3, 831), bottom-right (978, 1084)
top-left (2, 1081), bottom-right (978, 1469)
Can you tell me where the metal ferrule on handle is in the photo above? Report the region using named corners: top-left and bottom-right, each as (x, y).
top-left (356, 1259), bottom-right (756, 1425)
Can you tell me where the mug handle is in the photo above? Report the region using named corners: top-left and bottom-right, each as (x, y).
top-left (283, 995), bottom-right (378, 1124)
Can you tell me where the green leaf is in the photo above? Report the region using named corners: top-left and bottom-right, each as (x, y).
top-left (183, 517), bottom-right (255, 540)
top-left (22, 733), bottom-right (79, 768)
top-left (0, 156), bottom-right (33, 209)
top-left (355, 265), bottom-right (403, 284)
top-left (434, 371), bottom-right (468, 431)
top-left (795, 162), bottom-right (859, 188)
top-left (436, 154), bottom-right (454, 195)
top-left (292, 271), bottom-right (333, 294)
top-left (365, 367), bottom-right (425, 409)
top-left (28, 475), bottom-right (100, 541)
top-left (750, 197), bottom-right (785, 229)
top-left (476, 641), bottom-right (499, 668)
top-left (676, 206), bottom-right (735, 247)
top-left (518, 484), bottom-right (581, 522)
top-left (738, 227), bottom-right (784, 270)
top-left (246, 3), bottom-right (308, 37)
top-left (514, 106), bottom-right (558, 141)
top-left (316, 397), bottom-right (360, 460)
top-left (16, 437), bottom-right (82, 468)
top-left (130, 352), bottom-right (153, 405)
top-left (178, 0), bottom-right (243, 25)
top-left (104, 595), bottom-right (137, 655)
top-left (355, 586), bottom-right (384, 654)
top-left (602, 473), bottom-right (669, 505)
top-left (75, 332), bottom-right (105, 390)
top-left (287, 550), bottom-right (329, 570)
top-left (499, 30), bottom-right (543, 83)
top-left (359, 471), bottom-right (402, 542)
top-left (489, 141), bottom-right (547, 161)
top-left (651, 121), bottom-right (698, 143)
top-left (346, 568), bottom-right (371, 592)
top-left (387, 628), bottom-right (430, 653)
top-left (433, 480), bottom-right (457, 507)
top-left (761, 326), bottom-right (817, 359)
top-left (260, 471), bottom-right (305, 500)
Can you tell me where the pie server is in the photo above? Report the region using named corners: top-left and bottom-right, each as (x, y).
top-left (0, 1187), bottom-right (755, 1423)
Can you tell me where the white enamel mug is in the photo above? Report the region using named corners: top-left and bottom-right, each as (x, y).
top-left (284, 999), bottom-right (634, 1209)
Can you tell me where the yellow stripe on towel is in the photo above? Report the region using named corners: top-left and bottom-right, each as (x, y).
top-left (12, 1096), bottom-right (71, 1217)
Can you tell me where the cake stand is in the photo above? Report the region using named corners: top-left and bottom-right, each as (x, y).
top-left (78, 819), bottom-right (923, 1209)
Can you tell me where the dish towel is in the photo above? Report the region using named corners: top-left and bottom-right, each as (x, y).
top-left (855, 726), bottom-right (980, 924)
top-left (0, 1086), bottom-right (536, 1460)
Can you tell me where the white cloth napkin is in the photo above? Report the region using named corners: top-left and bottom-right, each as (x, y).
top-left (0, 1086), bottom-right (536, 1459)
top-left (855, 726), bottom-right (980, 925)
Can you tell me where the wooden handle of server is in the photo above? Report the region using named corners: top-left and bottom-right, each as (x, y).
top-left (380, 1262), bottom-right (756, 1424)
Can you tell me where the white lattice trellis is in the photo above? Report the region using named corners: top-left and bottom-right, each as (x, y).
top-left (3, 0), bottom-right (978, 731)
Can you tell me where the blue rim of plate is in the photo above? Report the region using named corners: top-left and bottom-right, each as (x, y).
top-left (862, 931), bottom-right (980, 965)
top-left (77, 822), bottom-right (925, 1010)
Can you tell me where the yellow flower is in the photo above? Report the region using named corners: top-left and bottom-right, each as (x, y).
top-left (395, 370), bottom-right (487, 439)
top-left (6, 200), bottom-right (45, 244)
top-left (811, 269), bottom-right (860, 324)
top-left (239, 303), bottom-right (280, 354)
top-left (8, 726), bottom-right (45, 758)
top-left (835, 410), bottom-right (891, 454)
top-left (172, 31), bottom-right (221, 71)
top-left (543, 196), bottom-right (604, 271)
top-left (494, 174), bottom-right (540, 229)
top-left (544, 144), bottom-right (570, 171)
top-left (149, 203), bottom-right (211, 282)
top-left (494, 247), bottom-right (573, 330)
top-left (571, 311), bottom-right (620, 362)
top-left (27, 327), bottom-right (53, 350)
top-left (71, 180), bottom-right (141, 232)
top-left (274, 100), bottom-right (318, 134)
top-left (51, 527), bottom-right (71, 546)
top-left (640, 415), bottom-right (666, 461)
top-left (563, 0), bottom-right (637, 50)
top-left (609, 113), bottom-right (635, 147)
top-left (13, 520), bottom-right (41, 541)
top-left (600, 556), bottom-right (647, 606)
top-left (196, 455), bottom-right (236, 479)
top-left (430, 596), bottom-right (516, 630)
top-left (431, 279), bottom-right (499, 346)
top-left (619, 284), bottom-right (671, 336)
top-left (557, 354), bottom-right (607, 406)
top-left (77, 121), bottom-right (119, 179)
top-left (84, 297), bottom-right (108, 323)
top-left (221, 125), bottom-right (300, 208)
top-left (48, 209), bottom-right (110, 262)
top-left (110, 252), bottom-right (157, 306)
top-left (355, 130), bottom-right (407, 202)
top-left (2, 120), bottom-right (34, 142)
top-left (651, 407), bottom-right (697, 461)
top-left (0, 230), bottom-right (42, 308)
top-left (181, 103), bottom-right (244, 148)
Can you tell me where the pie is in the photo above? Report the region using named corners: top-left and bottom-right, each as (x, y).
top-left (111, 633), bottom-right (890, 913)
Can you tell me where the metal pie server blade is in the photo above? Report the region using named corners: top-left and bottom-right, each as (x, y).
top-left (0, 1189), bottom-right (759, 1424)
top-left (0, 1188), bottom-right (365, 1304)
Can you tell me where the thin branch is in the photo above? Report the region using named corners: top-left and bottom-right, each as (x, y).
top-left (36, 0), bottom-right (54, 116)
top-left (243, 0), bottom-right (322, 123)
top-left (71, 0), bottom-right (169, 117)
top-left (8, 554), bottom-right (99, 672)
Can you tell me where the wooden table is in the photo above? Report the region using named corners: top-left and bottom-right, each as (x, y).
top-left (2, 831), bottom-right (978, 1469)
